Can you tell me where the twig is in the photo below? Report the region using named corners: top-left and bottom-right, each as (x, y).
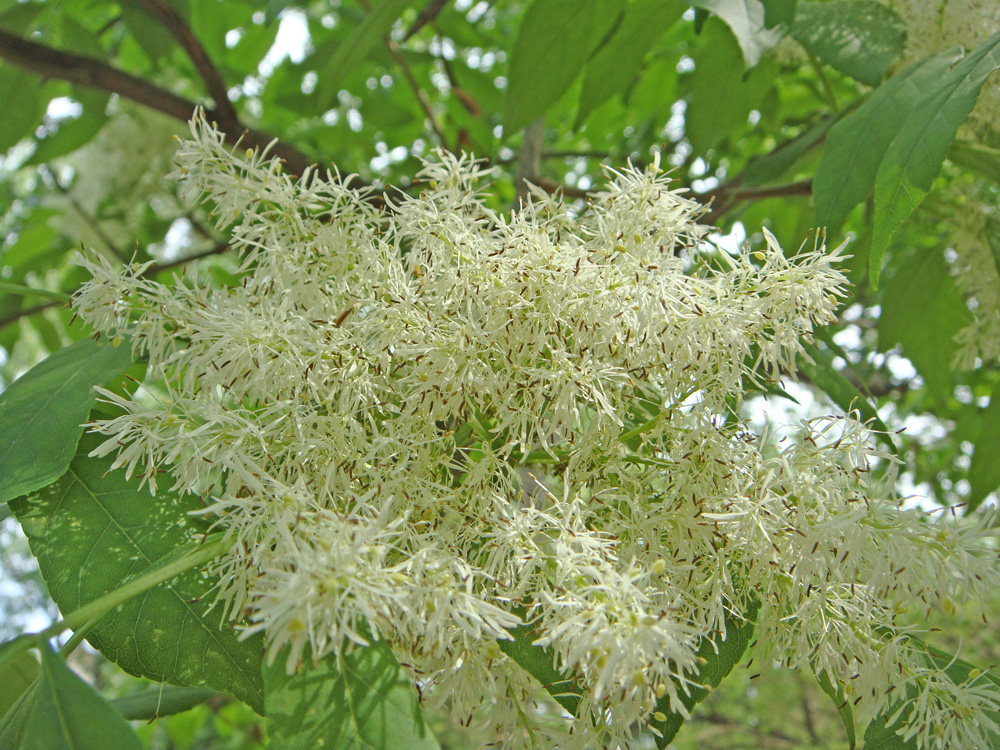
top-left (0, 242), bottom-right (230, 330)
top-left (133, 0), bottom-right (239, 132)
top-left (41, 165), bottom-right (126, 262)
top-left (806, 49), bottom-right (838, 110)
top-left (533, 177), bottom-right (590, 201)
top-left (358, 0), bottom-right (449, 146)
top-left (515, 117), bottom-right (545, 206)
top-left (0, 28), bottom-right (315, 175)
top-left (437, 53), bottom-right (480, 116)
top-left (0, 300), bottom-right (54, 330)
top-left (402, 0), bottom-right (450, 41)
top-left (495, 149), bottom-right (612, 166)
top-left (702, 179), bottom-right (813, 224)
top-left (794, 672), bottom-right (821, 744)
top-left (388, 39), bottom-right (448, 145)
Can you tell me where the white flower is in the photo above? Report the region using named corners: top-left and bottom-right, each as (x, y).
top-left (71, 110), bottom-right (1000, 750)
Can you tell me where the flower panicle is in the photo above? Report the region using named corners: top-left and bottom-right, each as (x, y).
top-left (67, 114), bottom-right (1000, 750)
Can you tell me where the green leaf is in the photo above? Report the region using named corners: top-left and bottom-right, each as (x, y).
top-left (813, 48), bottom-right (963, 232)
top-left (265, 0), bottom-right (296, 24)
top-left (57, 16), bottom-right (105, 58)
top-left (742, 112), bottom-right (837, 185)
top-left (25, 107), bottom-right (109, 165)
top-left (877, 250), bottom-right (972, 404)
top-left (0, 66), bottom-right (43, 153)
top-left (863, 638), bottom-right (1000, 749)
top-left (871, 31), bottom-right (1000, 286)
top-left (689, 0), bottom-right (783, 68)
top-left (0, 650), bottom-right (37, 718)
top-left (17, 644), bottom-right (143, 750)
top-left (863, 708), bottom-right (914, 749)
top-left (0, 209), bottom-right (60, 270)
top-left (264, 642), bottom-right (441, 750)
top-left (317, 0), bottom-right (413, 106)
top-left (224, 19), bottom-right (281, 76)
top-left (576, 0), bottom-right (684, 127)
top-left (652, 598), bottom-right (760, 746)
top-left (948, 139), bottom-right (1000, 185)
top-left (120, 4), bottom-right (175, 65)
top-left (8, 435), bottom-right (266, 713)
top-left (762, 0), bottom-right (795, 29)
top-left (685, 18), bottom-right (776, 155)
top-left (0, 676), bottom-right (35, 750)
top-left (498, 620), bottom-right (584, 715)
top-left (816, 669), bottom-right (856, 750)
top-left (791, 1), bottom-right (905, 87)
top-left (0, 338), bottom-right (133, 504)
top-left (968, 383), bottom-right (1000, 510)
top-left (0, 1), bottom-right (43, 34)
top-left (504, 0), bottom-right (626, 133)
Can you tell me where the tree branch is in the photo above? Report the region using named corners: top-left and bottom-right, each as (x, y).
top-left (402, 0), bottom-right (450, 41)
top-left (386, 38), bottom-right (448, 145)
top-left (515, 117), bottom-right (545, 206)
top-left (357, 0), bottom-right (448, 146)
top-left (701, 178), bottom-right (814, 224)
top-left (0, 28), bottom-right (315, 175)
top-left (132, 0), bottom-right (239, 132)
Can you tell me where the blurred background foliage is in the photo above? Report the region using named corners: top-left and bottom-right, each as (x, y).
top-left (1, 0), bottom-right (999, 746)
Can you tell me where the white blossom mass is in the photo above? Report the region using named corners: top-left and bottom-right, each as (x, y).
top-left (72, 111), bottom-right (1000, 749)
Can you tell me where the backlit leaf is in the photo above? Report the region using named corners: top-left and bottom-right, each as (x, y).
top-left (813, 48), bottom-right (963, 232)
top-left (264, 642), bottom-right (440, 750)
top-left (689, 0), bottom-right (783, 67)
top-left (505, 0), bottom-right (625, 132)
top-left (791, 1), bottom-right (905, 87)
top-left (968, 383), bottom-right (1000, 510)
top-left (877, 250), bottom-right (972, 403)
top-left (871, 31), bottom-right (1000, 286)
top-left (9, 436), bottom-right (266, 712)
top-left (577, 0), bottom-right (684, 127)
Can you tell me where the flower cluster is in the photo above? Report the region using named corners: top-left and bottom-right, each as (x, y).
top-left (72, 111), bottom-right (1000, 749)
top-left (882, 0), bottom-right (1000, 139)
top-left (946, 187), bottom-right (1000, 369)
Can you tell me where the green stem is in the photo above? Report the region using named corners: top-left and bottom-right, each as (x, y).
top-left (0, 282), bottom-right (71, 303)
top-left (0, 534), bottom-right (230, 669)
top-left (110, 685), bottom-right (218, 720)
top-left (806, 50), bottom-right (838, 110)
top-left (58, 615), bottom-right (103, 658)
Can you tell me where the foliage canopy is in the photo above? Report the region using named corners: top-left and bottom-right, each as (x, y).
top-left (1, 1), bottom-right (1000, 749)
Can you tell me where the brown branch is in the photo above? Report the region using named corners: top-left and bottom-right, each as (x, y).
top-left (0, 243), bottom-right (230, 331)
top-left (0, 28), bottom-right (315, 176)
top-left (386, 38), bottom-right (448, 145)
top-left (357, 0), bottom-right (448, 146)
top-left (402, 0), bottom-right (450, 41)
top-left (533, 177), bottom-right (590, 200)
top-left (132, 0), bottom-right (239, 132)
top-left (0, 300), bottom-right (56, 331)
top-left (495, 149), bottom-right (613, 166)
top-left (701, 178), bottom-right (814, 224)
